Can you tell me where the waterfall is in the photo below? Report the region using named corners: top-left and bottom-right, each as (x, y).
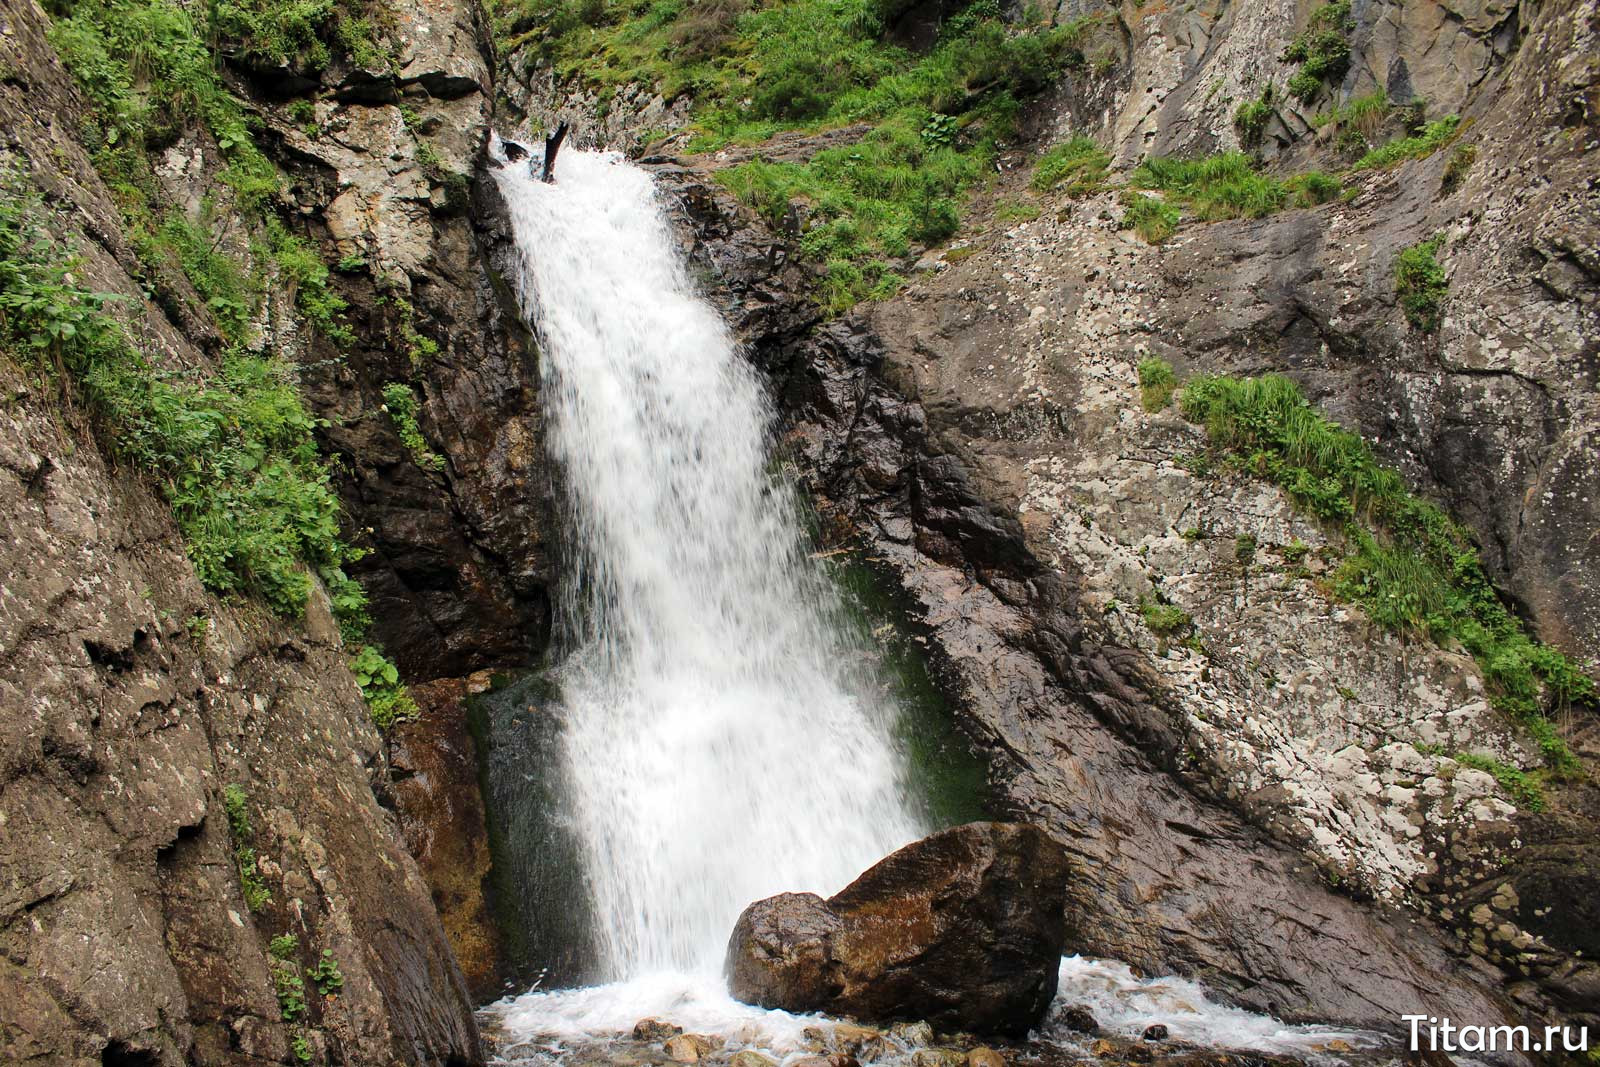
top-left (489, 141), bottom-right (923, 981)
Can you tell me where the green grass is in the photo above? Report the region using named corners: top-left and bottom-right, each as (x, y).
top-left (1138, 357), bottom-right (1176, 412)
top-left (1353, 115), bottom-right (1461, 171)
top-left (1119, 191), bottom-right (1179, 243)
top-left (208, 0), bottom-right (391, 74)
top-left (1234, 89), bottom-right (1274, 147)
top-left (1177, 373), bottom-right (1594, 751)
top-left (498, 1), bottom-right (1097, 308)
top-left (1031, 136), bottom-right (1110, 195)
top-left (1441, 143), bottom-right (1477, 193)
top-left (1394, 234), bottom-right (1447, 332)
top-left (1312, 87), bottom-right (1392, 139)
top-left (1131, 153), bottom-right (1342, 222)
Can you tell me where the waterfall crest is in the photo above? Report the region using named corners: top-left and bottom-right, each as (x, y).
top-left (490, 142), bottom-right (923, 979)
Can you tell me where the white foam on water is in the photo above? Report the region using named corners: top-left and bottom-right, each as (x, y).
top-left (1044, 956), bottom-right (1387, 1059)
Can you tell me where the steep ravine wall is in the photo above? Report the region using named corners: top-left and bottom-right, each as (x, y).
top-left (1, 0), bottom-right (565, 1056)
top-left (0, 0), bottom-right (487, 1062)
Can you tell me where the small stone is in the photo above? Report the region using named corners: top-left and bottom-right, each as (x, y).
top-left (663, 1035), bottom-right (704, 1062)
top-left (967, 1047), bottom-right (1006, 1067)
top-left (1056, 1006), bottom-right (1100, 1034)
top-left (828, 1024), bottom-right (881, 1051)
top-left (1141, 1024), bottom-right (1168, 1042)
top-left (1323, 1039), bottom-right (1353, 1052)
top-left (891, 1021), bottom-right (935, 1046)
top-left (909, 1051), bottom-right (964, 1067)
top-left (1089, 1039), bottom-right (1116, 1058)
top-left (632, 1019), bottom-right (682, 1042)
top-left (729, 1052), bottom-right (777, 1067)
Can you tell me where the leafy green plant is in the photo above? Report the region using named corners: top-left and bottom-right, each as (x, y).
top-left (381, 382), bottom-right (445, 472)
top-left (1138, 357), bottom-right (1176, 412)
top-left (1394, 234), bottom-right (1447, 332)
top-left (271, 957), bottom-right (307, 1021)
top-left (1031, 137), bottom-right (1110, 195)
top-left (350, 644), bottom-right (418, 731)
top-left (1283, 538), bottom-right (1311, 563)
top-left (1352, 115), bottom-right (1460, 171)
top-left (309, 949), bottom-right (344, 995)
top-left (269, 934), bottom-right (299, 960)
top-left (290, 1034), bottom-right (312, 1064)
top-left (220, 784), bottom-right (271, 911)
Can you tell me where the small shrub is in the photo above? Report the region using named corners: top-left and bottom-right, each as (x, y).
top-left (1140, 597), bottom-right (1194, 637)
top-left (350, 644), bottom-right (418, 731)
top-left (269, 934), bottom-right (299, 960)
top-left (1138, 358), bottom-right (1176, 412)
top-left (1283, 538), bottom-right (1311, 563)
top-left (1235, 533), bottom-right (1258, 563)
top-left (1394, 235), bottom-right (1447, 332)
top-left (1031, 137), bottom-right (1110, 196)
top-left (1441, 143), bottom-right (1477, 193)
top-left (1282, 1), bottom-right (1352, 102)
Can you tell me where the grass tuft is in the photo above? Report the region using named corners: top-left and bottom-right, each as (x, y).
top-left (1031, 137), bottom-right (1110, 196)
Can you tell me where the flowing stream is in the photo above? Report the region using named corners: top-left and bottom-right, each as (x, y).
top-left (482, 140), bottom-right (1385, 1066)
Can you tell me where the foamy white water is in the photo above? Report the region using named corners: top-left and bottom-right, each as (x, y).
top-left (1045, 957), bottom-right (1386, 1059)
top-left (488, 139), bottom-right (922, 979)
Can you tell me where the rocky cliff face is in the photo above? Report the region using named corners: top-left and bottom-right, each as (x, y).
top-left (0, 0), bottom-right (560, 1057)
top-left (497, 0), bottom-right (1599, 1045)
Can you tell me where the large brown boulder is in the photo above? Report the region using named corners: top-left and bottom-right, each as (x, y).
top-left (724, 822), bottom-right (1071, 1035)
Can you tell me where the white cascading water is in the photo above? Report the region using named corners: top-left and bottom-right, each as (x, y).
top-left (488, 140), bottom-right (923, 984)
top-left (483, 139), bottom-right (1383, 1067)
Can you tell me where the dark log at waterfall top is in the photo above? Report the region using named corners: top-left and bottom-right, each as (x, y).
top-left (725, 822), bottom-right (1072, 1035)
top-left (541, 122), bottom-right (569, 183)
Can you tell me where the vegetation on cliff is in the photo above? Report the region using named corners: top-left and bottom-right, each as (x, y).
top-left (20, 0), bottom-right (425, 730)
top-left (501, 0), bottom-right (1097, 308)
top-left (1167, 369), bottom-right (1591, 774)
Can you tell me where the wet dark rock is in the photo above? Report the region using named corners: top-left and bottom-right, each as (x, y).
top-left (1056, 1006), bottom-right (1101, 1035)
top-left (1141, 1025), bottom-right (1169, 1042)
top-left (726, 822), bottom-right (1071, 1035)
